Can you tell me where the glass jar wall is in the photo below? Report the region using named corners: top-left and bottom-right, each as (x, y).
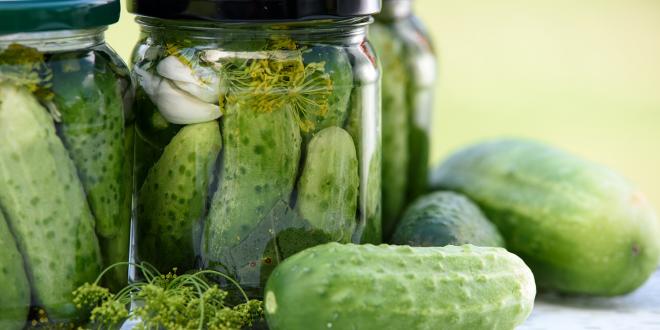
top-left (130, 17), bottom-right (381, 295)
top-left (370, 0), bottom-right (437, 238)
top-left (0, 1), bottom-right (133, 327)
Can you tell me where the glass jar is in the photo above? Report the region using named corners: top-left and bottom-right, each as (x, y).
top-left (370, 0), bottom-right (437, 238)
top-left (0, 0), bottom-right (133, 327)
top-left (129, 1), bottom-right (382, 296)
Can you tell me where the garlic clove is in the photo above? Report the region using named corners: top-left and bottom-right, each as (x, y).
top-left (152, 78), bottom-right (222, 125)
top-left (157, 55), bottom-right (222, 103)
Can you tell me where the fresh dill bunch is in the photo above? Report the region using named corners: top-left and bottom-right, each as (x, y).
top-left (0, 43), bottom-right (54, 101)
top-left (72, 263), bottom-right (263, 330)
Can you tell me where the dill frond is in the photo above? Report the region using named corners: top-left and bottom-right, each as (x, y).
top-left (0, 44), bottom-right (53, 101)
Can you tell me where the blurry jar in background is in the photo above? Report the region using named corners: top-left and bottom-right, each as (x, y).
top-left (370, 0), bottom-right (437, 239)
top-left (129, 0), bottom-right (382, 296)
top-left (0, 0), bottom-right (133, 326)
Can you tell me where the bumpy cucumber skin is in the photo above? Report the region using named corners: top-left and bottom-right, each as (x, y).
top-left (391, 191), bottom-right (505, 248)
top-left (296, 127), bottom-right (358, 242)
top-left (0, 85), bottom-right (101, 320)
top-left (430, 139), bottom-right (660, 296)
top-left (369, 23), bottom-right (410, 239)
top-left (204, 103), bottom-right (301, 265)
top-left (51, 53), bottom-right (127, 238)
top-left (99, 125), bottom-right (135, 291)
top-left (138, 121), bottom-right (221, 273)
top-left (0, 211), bottom-right (30, 330)
top-left (302, 45), bottom-right (354, 135)
top-left (265, 243), bottom-right (535, 330)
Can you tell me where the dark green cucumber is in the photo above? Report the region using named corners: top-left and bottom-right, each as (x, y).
top-left (431, 139), bottom-right (660, 296)
top-left (265, 243), bottom-right (536, 330)
top-left (296, 127), bottom-right (358, 242)
top-left (0, 84), bottom-right (101, 320)
top-left (369, 23), bottom-right (410, 239)
top-left (302, 45), bottom-right (353, 135)
top-left (204, 103), bottom-right (301, 265)
top-left (0, 211), bottom-right (30, 330)
top-left (138, 121), bottom-right (221, 273)
top-left (51, 53), bottom-right (126, 238)
top-left (391, 191), bottom-right (505, 247)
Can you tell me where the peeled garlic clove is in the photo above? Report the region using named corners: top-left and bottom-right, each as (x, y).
top-left (134, 65), bottom-right (161, 96)
top-left (152, 79), bottom-right (222, 125)
top-left (157, 55), bottom-right (221, 103)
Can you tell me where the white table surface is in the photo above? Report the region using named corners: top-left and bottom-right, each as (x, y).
top-left (519, 268), bottom-right (660, 330)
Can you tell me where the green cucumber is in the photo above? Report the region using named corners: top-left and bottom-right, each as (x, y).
top-left (51, 53), bottom-right (126, 239)
top-left (0, 211), bottom-right (30, 330)
top-left (204, 103), bottom-right (301, 265)
top-left (265, 243), bottom-right (536, 330)
top-left (430, 139), bottom-right (660, 296)
top-left (138, 121), bottom-right (221, 273)
top-left (302, 45), bottom-right (353, 135)
top-left (391, 191), bottom-right (505, 247)
top-left (0, 84), bottom-right (101, 320)
top-left (296, 127), bottom-right (358, 242)
top-left (369, 23), bottom-right (410, 239)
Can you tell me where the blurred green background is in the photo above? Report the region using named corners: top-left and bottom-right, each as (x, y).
top-left (108, 0), bottom-right (660, 210)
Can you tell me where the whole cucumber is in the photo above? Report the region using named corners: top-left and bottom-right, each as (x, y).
top-left (51, 53), bottom-right (126, 239)
top-left (0, 211), bottom-right (30, 330)
top-left (369, 23), bottom-right (410, 239)
top-left (0, 85), bottom-right (101, 320)
top-left (204, 102), bottom-right (301, 266)
top-left (138, 121), bottom-right (221, 273)
top-left (265, 243), bottom-right (535, 330)
top-left (296, 126), bottom-right (358, 242)
top-left (430, 139), bottom-right (660, 296)
top-left (391, 191), bottom-right (505, 248)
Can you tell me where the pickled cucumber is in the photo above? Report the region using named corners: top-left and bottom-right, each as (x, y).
top-left (204, 102), bottom-right (302, 262)
top-left (0, 85), bottom-right (101, 320)
top-left (296, 127), bottom-right (358, 242)
top-left (302, 45), bottom-right (353, 135)
top-left (138, 121), bottom-right (222, 273)
top-left (51, 53), bottom-right (126, 238)
top-left (0, 211), bottom-right (30, 330)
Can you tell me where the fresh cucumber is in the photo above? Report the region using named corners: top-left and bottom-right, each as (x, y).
top-left (391, 191), bottom-right (505, 247)
top-left (0, 84), bottom-right (101, 320)
top-left (430, 139), bottom-right (660, 296)
top-left (50, 53), bottom-right (127, 239)
top-left (138, 121), bottom-right (222, 273)
top-left (265, 243), bottom-right (536, 330)
top-left (0, 211), bottom-right (30, 330)
top-left (204, 102), bottom-right (301, 267)
top-left (296, 126), bottom-right (358, 242)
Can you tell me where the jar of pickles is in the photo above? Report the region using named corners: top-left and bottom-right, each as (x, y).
top-left (370, 0), bottom-right (437, 238)
top-left (129, 0), bottom-right (382, 295)
top-left (0, 0), bottom-right (133, 327)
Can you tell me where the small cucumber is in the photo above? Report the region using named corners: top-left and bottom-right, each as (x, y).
top-left (391, 191), bottom-right (505, 248)
top-left (204, 102), bottom-right (301, 266)
top-left (0, 211), bottom-right (30, 330)
top-left (51, 53), bottom-right (127, 239)
top-left (0, 85), bottom-right (101, 320)
top-left (431, 139), bottom-right (660, 296)
top-left (296, 127), bottom-right (358, 242)
top-left (265, 243), bottom-right (536, 330)
top-left (138, 121), bottom-right (221, 273)
top-left (369, 23), bottom-right (411, 239)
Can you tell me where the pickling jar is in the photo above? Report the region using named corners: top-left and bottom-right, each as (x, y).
top-left (370, 0), bottom-right (437, 238)
top-left (0, 0), bottom-right (133, 327)
top-left (128, 0), bottom-right (382, 295)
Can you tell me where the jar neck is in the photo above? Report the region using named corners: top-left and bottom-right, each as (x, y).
top-left (0, 28), bottom-right (106, 52)
top-left (136, 17), bottom-right (372, 46)
top-left (377, 0), bottom-right (413, 21)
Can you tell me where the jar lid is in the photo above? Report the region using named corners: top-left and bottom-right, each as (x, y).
top-left (0, 0), bottom-right (120, 35)
top-left (128, 0), bottom-right (381, 21)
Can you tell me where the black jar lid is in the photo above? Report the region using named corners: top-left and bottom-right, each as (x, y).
top-left (128, 0), bottom-right (381, 21)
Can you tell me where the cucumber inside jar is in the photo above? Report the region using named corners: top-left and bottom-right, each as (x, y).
top-left (132, 36), bottom-right (375, 294)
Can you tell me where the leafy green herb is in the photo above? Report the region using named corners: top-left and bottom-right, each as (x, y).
top-left (72, 263), bottom-right (263, 330)
top-left (0, 44), bottom-right (53, 102)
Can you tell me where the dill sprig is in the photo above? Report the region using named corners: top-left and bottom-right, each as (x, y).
top-left (72, 262), bottom-right (263, 330)
top-left (0, 44), bottom-right (54, 101)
